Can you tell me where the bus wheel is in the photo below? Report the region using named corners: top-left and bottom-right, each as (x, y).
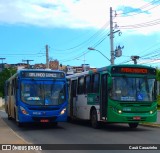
top-left (91, 109), bottom-right (99, 129)
top-left (52, 122), bottom-right (58, 126)
top-left (7, 113), bottom-right (12, 120)
top-left (14, 111), bottom-right (23, 127)
top-left (16, 121), bottom-right (23, 127)
top-left (129, 123), bottom-right (139, 128)
top-left (7, 108), bottom-right (12, 120)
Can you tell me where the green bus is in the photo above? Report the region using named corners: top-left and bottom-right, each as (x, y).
top-left (67, 64), bottom-right (157, 128)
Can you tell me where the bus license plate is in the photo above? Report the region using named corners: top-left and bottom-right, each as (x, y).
top-left (133, 116), bottom-right (141, 120)
top-left (40, 119), bottom-right (49, 123)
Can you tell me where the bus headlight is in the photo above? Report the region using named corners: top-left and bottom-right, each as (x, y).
top-left (118, 110), bottom-right (122, 114)
top-left (149, 110), bottom-right (153, 114)
top-left (60, 108), bottom-right (66, 115)
top-left (20, 106), bottom-right (28, 115)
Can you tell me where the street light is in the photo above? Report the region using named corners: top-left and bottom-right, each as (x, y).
top-left (88, 47), bottom-right (110, 62)
top-left (131, 56), bottom-right (140, 64)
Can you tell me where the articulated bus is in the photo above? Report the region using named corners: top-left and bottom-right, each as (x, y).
top-left (5, 69), bottom-right (68, 126)
top-left (67, 64), bottom-right (157, 128)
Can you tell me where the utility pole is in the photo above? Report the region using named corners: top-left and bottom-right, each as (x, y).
top-left (110, 7), bottom-right (114, 65)
top-left (109, 7), bottom-right (122, 65)
top-left (46, 45), bottom-right (49, 69)
top-left (22, 59), bottom-right (34, 69)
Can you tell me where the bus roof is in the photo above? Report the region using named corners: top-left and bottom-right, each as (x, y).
top-left (17, 69), bottom-right (65, 73)
top-left (96, 64), bottom-right (156, 72)
top-left (66, 70), bottom-right (93, 79)
top-left (66, 64), bottom-right (156, 80)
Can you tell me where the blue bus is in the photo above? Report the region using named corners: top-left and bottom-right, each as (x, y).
top-left (5, 69), bottom-right (68, 126)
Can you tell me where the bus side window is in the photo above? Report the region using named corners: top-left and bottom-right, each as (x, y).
top-left (5, 82), bottom-right (9, 97)
top-left (11, 78), bottom-right (17, 96)
top-left (92, 74), bottom-right (100, 93)
top-left (78, 77), bottom-right (84, 95)
top-left (13, 78), bottom-right (17, 95)
top-left (85, 75), bottom-right (91, 94)
top-left (11, 80), bottom-right (14, 95)
top-left (71, 80), bottom-right (77, 97)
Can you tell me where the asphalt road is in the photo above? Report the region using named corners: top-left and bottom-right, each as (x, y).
top-left (0, 110), bottom-right (160, 153)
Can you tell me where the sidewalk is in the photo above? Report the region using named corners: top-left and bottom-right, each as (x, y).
top-left (0, 112), bottom-right (39, 153)
top-left (140, 110), bottom-right (160, 127)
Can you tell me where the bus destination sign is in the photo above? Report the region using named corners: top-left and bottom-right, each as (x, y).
top-left (120, 68), bottom-right (148, 74)
top-left (21, 72), bottom-right (65, 78)
top-left (111, 67), bottom-right (156, 75)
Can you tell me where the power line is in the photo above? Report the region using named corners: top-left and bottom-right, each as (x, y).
top-left (0, 53), bottom-right (45, 56)
top-left (51, 22), bottom-right (110, 52)
top-left (119, 18), bottom-right (160, 29)
top-left (116, 0), bottom-right (160, 17)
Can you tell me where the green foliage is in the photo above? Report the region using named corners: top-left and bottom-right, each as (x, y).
top-left (156, 69), bottom-right (160, 108)
top-left (156, 68), bottom-right (160, 81)
top-left (0, 92), bottom-right (3, 97)
top-left (0, 68), bottom-right (16, 97)
top-left (157, 95), bottom-right (160, 107)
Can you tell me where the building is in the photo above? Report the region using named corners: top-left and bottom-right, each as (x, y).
top-left (33, 63), bottom-right (46, 69)
top-left (49, 60), bottom-right (59, 70)
top-left (1, 61), bottom-right (96, 75)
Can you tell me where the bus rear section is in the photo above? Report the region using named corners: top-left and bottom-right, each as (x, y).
top-left (5, 70), bottom-right (68, 126)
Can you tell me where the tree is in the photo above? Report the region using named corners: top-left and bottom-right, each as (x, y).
top-left (156, 68), bottom-right (160, 107)
top-left (0, 68), bottom-right (16, 97)
top-left (156, 68), bottom-right (160, 81)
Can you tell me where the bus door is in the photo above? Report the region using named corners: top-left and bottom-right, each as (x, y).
top-left (70, 79), bottom-right (77, 118)
top-left (100, 74), bottom-right (108, 120)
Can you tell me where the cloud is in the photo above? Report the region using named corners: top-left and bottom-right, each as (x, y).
top-left (0, 0), bottom-right (159, 34)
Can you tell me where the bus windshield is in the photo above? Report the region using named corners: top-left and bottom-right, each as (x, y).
top-left (111, 77), bottom-right (156, 102)
top-left (21, 82), bottom-right (66, 106)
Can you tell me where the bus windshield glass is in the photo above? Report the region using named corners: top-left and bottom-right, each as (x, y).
top-left (111, 77), bottom-right (156, 102)
top-left (21, 82), bottom-right (66, 106)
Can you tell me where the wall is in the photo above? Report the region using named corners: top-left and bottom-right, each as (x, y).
top-left (0, 97), bottom-right (4, 107)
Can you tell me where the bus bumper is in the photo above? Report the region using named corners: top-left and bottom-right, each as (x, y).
top-left (107, 108), bottom-right (157, 123)
top-left (17, 106), bottom-right (68, 123)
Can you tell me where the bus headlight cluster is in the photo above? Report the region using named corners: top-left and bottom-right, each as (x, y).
top-left (149, 110), bottom-right (153, 114)
top-left (112, 107), bottom-right (123, 114)
top-left (118, 110), bottom-right (122, 114)
top-left (60, 108), bottom-right (66, 115)
top-left (20, 106), bottom-right (29, 115)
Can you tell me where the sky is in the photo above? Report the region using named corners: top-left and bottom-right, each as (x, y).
top-left (0, 0), bottom-right (160, 68)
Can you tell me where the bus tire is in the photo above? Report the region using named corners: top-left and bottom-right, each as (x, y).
top-left (67, 116), bottom-right (72, 122)
top-left (7, 113), bottom-right (12, 120)
top-left (90, 109), bottom-right (99, 129)
top-left (129, 123), bottom-right (139, 128)
top-left (7, 107), bottom-right (12, 120)
top-left (16, 121), bottom-right (23, 127)
top-left (14, 110), bottom-right (23, 127)
top-left (52, 122), bottom-right (58, 126)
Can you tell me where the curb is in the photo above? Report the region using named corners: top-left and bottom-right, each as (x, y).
top-left (140, 123), bottom-right (160, 128)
